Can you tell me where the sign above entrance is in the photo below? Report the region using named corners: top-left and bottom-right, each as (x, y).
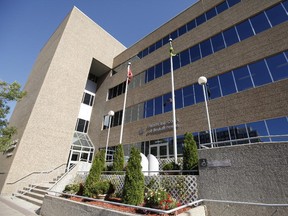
top-left (145, 119), bottom-right (180, 136)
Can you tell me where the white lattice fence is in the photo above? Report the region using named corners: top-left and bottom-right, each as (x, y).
top-left (100, 174), bottom-right (197, 204)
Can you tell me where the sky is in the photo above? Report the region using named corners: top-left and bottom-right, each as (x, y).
top-left (0, 0), bottom-right (197, 119)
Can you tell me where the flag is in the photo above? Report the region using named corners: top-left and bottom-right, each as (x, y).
top-left (127, 63), bottom-right (133, 84)
top-left (169, 41), bottom-right (177, 57)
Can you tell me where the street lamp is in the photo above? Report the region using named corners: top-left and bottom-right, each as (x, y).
top-left (198, 76), bottom-right (214, 148)
top-left (105, 110), bottom-right (114, 161)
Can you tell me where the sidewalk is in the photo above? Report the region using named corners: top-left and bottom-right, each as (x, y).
top-left (0, 196), bottom-right (40, 216)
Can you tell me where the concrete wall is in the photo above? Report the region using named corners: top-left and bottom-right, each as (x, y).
top-left (197, 142), bottom-right (288, 204)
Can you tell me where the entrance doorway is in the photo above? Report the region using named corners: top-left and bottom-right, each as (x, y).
top-left (149, 142), bottom-right (169, 159)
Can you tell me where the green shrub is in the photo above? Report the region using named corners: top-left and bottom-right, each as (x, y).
top-left (112, 144), bottom-right (124, 173)
top-left (122, 147), bottom-right (145, 205)
top-left (84, 150), bottom-right (105, 197)
top-left (162, 162), bottom-right (181, 171)
top-left (63, 183), bottom-right (80, 194)
top-left (183, 133), bottom-right (198, 174)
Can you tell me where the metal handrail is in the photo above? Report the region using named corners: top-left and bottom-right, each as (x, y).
top-left (7, 163), bottom-right (67, 185)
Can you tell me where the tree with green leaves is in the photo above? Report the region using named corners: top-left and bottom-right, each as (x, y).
top-left (122, 147), bottom-right (144, 205)
top-left (84, 149), bottom-right (106, 197)
top-left (112, 144), bottom-right (124, 173)
top-left (0, 81), bottom-right (26, 152)
top-left (183, 133), bottom-right (198, 173)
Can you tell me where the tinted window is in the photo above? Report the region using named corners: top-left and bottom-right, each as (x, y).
top-left (266, 53), bottom-right (288, 81)
top-left (236, 20), bottom-right (254, 41)
top-left (155, 40), bottom-right (162, 49)
top-left (155, 62), bottom-right (163, 78)
top-left (207, 76), bottom-right (221, 99)
top-left (154, 96), bottom-right (163, 115)
top-left (175, 89), bottom-right (183, 109)
top-left (190, 45), bottom-right (201, 62)
top-left (194, 83), bottom-right (204, 103)
top-left (246, 121), bottom-right (269, 142)
top-left (183, 85), bottom-right (195, 106)
top-left (196, 14), bottom-right (206, 26)
top-left (162, 35), bottom-right (170, 46)
top-left (145, 99), bottom-right (154, 118)
top-left (83, 93), bottom-right (91, 105)
top-left (233, 66), bottom-right (254, 91)
top-left (250, 12), bottom-right (271, 34)
top-left (163, 59), bottom-right (171, 74)
top-left (142, 48), bottom-right (148, 57)
top-left (227, 0), bottom-right (241, 7)
top-left (170, 30), bottom-right (178, 40)
top-left (163, 93), bottom-right (172, 113)
top-left (206, 8), bottom-right (217, 20)
top-left (149, 44), bottom-right (155, 53)
top-left (283, 0), bottom-right (288, 11)
top-left (211, 33), bottom-right (226, 52)
top-left (265, 4), bottom-right (288, 26)
top-left (180, 49), bottom-right (190, 67)
top-left (178, 25), bottom-right (187, 36)
top-left (200, 39), bottom-right (213, 58)
top-left (219, 72), bottom-right (237, 96)
top-left (187, 19), bottom-right (196, 31)
top-left (223, 26), bottom-right (239, 46)
top-left (147, 66), bottom-right (155, 82)
top-left (266, 117), bottom-right (288, 141)
top-left (172, 55), bottom-right (180, 70)
top-left (249, 60), bottom-right (272, 86)
top-left (216, 1), bottom-right (228, 14)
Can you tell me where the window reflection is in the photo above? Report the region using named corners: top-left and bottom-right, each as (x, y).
top-left (233, 66), bottom-right (254, 91)
top-left (249, 60), bottom-right (272, 86)
top-left (266, 53), bottom-right (288, 81)
top-left (266, 117), bottom-right (288, 141)
top-left (236, 20), bottom-right (254, 41)
top-left (219, 72), bottom-right (237, 96)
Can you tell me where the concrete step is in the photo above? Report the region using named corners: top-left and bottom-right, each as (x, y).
top-left (14, 192), bottom-right (43, 207)
top-left (29, 187), bottom-right (48, 195)
top-left (19, 190), bottom-right (45, 201)
top-left (178, 205), bottom-right (207, 216)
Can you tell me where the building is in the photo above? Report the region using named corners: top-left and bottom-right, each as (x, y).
top-left (1, 0), bottom-right (288, 195)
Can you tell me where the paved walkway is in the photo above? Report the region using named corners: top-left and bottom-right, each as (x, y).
top-left (0, 196), bottom-right (39, 216)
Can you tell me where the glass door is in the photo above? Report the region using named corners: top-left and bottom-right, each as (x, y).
top-left (149, 142), bottom-right (169, 159)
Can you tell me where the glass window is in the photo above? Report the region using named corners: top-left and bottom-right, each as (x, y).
top-left (266, 53), bottom-right (288, 81)
top-left (154, 96), bottom-right (163, 115)
top-left (194, 83), bottom-right (204, 103)
top-left (283, 0), bottom-right (288, 11)
top-left (124, 107), bottom-right (132, 123)
top-left (162, 35), bottom-right (170, 46)
top-left (190, 44), bottom-right (201, 62)
top-left (137, 51), bottom-right (143, 59)
top-left (83, 93), bottom-right (91, 105)
top-left (207, 76), bottom-right (221, 99)
top-left (147, 66), bottom-right (155, 82)
top-left (236, 20), bottom-right (254, 41)
top-left (227, 0), bottom-right (241, 8)
top-left (175, 89), bottom-right (183, 109)
top-left (142, 48), bottom-right (148, 57)
top-left (211, 33), bottom-right (226, 52)
top-left (155, 40), bottom-right (162, 49)
top-left (216, 1), bottom-right (228, 14)
top-left (163, 93), bottom-right (172, 113)
top-left (131, 105), bottom-right (138, 122)
top-left (180, 49), bottom-right (190, 67)
top-left (246, 121), bottom-right (269, 142)
top-left (250, 12), bottom-right (271, 34)
top-left (155, 62), bottom-right (163, 78)
top-left (229, 124), bottom-right (248, 144)
top-left (138, 103), bottom-right (145, 120)
top-left (145, 99), bottom-right (154, 118)
top-left (76, 119), bottom-right (85, 132)
top-left (223, 26), bottom-right (239, 47)
top-left (196, 14), bottom-right (206, 26)
top-left (178, 25), bottom-right (187, 36)
top-left (248, 60), bottom-right (272, 87)
top-left (183, 85), bottom-right (195, 107)
top-left (172, 55), bottom-right (180, 70)
top-left (266, 117), bottom-right (288, 141)
top-left (163, 59), bottom-right (171, 75)
top-left (233, 66), bottom-right (254, 91)
top-left (206, 8), bottom-right (217, 20)
top-left (117, 83), bottom-right (123, 96)
top-left (149, 44), bottom-right (155, 53)
top-left (200, 39), bottom-right (213, 58)
top-left (187, 19), bottom-right (196, 31)
top-left (265, 4), bottom-right (288, 26)
top-left (215, 127), bottom-right (230, 145)
top-left (219, 72), bottom-right (237, 96)
top-left (170, 30), bottom-right (178, 40)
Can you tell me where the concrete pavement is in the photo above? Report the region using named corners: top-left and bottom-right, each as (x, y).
top-left (0, 196), bottom-right (40, 216)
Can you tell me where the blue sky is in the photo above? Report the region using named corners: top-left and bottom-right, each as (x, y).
top-left (0, 0), bottom-right (197, 118)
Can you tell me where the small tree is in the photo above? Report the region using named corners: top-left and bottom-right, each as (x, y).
top-left (84, 149), bottom-right (105, 197)
top-left (0, 81), bottom-right (26, 151)
top-left (112, 144), bottom-right (124, 173)
top-left (183, 133), bottom-right (198, 173)
top-left (122, 147), bottom-right (144, 205)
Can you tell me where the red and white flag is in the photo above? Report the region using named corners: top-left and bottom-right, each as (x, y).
top-left (127, 63), bottom-right (133, 84)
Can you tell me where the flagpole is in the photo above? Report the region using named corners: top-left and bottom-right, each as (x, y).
top-left (119, 62), bottom-right (131, 144)
top-left (169, 38), bottom-right (178, 164)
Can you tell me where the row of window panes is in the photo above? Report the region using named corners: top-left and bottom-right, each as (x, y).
top-left (75, 118), bottom-right (89, 133)
top-left (82, 92), bottom-right (94, 106)
top-left (108, 81), bottom-right (126, 100)
top-left (105, 50), bottom-right (288, 127)
top-left (137, 0), bottom-right (241, 59)
top-left (126, 1), bottom-right (288, 90)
